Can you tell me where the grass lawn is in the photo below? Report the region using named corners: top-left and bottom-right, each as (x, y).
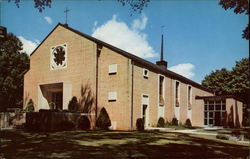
top-left (0, 129), bottom-right (249, 159)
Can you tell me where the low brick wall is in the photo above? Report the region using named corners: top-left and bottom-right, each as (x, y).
top-left (26, 111), bottom-right (89, 131)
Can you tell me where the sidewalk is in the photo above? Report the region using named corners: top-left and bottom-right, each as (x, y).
top-left (147, 127), bottom-right (250, 144)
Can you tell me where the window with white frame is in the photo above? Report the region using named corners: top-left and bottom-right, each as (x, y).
top-left (50, 43), bottom-right (67, 70)
top-left (143, 69), bottom-right (149, 78)
top-left (175, 81), bottom-right (180, 107)
top-left (108, 91), bottom-right (117, 101)
top-left (188, 85), bottom-right (192, 109)
top-left (159, 75), bottom-right (164, 105)
top-left (108, 64), bottom-right (117, 74)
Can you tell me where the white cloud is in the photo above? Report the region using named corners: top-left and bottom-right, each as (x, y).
top-left (44, 16), bottom-right (53, 25)
top-left (168, 63), bottom-right (195, 79)
top-left (92, 14), bottom-right (157, 58)
top-left (132, 14), bottom-right (148, 30)
top-left (18, 36), bottom-right (39, 55)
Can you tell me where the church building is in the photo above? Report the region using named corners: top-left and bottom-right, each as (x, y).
top-left (23, 23), bottom-right (243, 130)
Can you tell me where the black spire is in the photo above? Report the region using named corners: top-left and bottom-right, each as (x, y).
top-left (156, 32), bottom-right (168, 69)
top-left (161, 34), bottom-right (164, 61)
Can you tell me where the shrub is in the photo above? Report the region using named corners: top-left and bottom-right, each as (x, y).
top-left (78, 116), bottom-right (90, 130)
top-left (157, 117), bottom-right (165, 127)
top-left (136, 118), bottom-right (144, 131)
top-left (68, 96), bottom-right (79, 112)
top-left (26, 99), bottom-right (34, 112)
top-left (185, 118), bottom-right (192, 128)
top-left (216, 134), bottom-right (229, 140)
top-left (96, 107), bottom-right (111, 130)
top-left (171, 117), bottom-right (178, 126)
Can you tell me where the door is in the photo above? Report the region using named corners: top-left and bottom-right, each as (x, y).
top-left (214, 112), bottom-right (221, 126)
top-left (142, 104), bottom-right (149, 127)
top-left (52, 92), bottom-right (63, 110)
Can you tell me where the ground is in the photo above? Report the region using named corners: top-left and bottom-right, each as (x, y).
top-left (0, 130), bottom-right (249, 159)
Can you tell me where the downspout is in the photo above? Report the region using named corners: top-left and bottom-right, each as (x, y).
top-left (131, 60), bottom-right (134, 129)
top-left (96, 44), bottom-right (102, 121)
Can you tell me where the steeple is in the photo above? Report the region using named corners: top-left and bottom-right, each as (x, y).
top-left (160, 34), bottom-right (164, 61)
top-left (156, 33), bottom-right (168, 68)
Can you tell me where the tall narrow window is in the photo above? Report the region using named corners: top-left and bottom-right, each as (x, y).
top-left (175, 81), bottom-right (180, 107)
top-left (159, 76), bottom-right (164, 105)
top-left (188, 85), bottom-right (192, 109)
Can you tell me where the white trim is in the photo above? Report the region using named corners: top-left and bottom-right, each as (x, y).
top-left (157, 74), bottom-right (165, 119)
top-left (141, 94), bottom-right (150, 128)
top-left (187, 85), bottom-right (192, 106)
top-left (108, 91), bottom-right (117, 101)
top-left (108, 64), bottom-right (117, 74)
top-left (174, 80), bottom-right (180, 107)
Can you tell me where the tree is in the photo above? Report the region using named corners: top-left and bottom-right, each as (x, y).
top-left (9, 0), bottom-right (149, 14)
top-left (202, 68), bottom-right (232, 95)
top-left (96, 107), bottom-right (111, 130)
top-left (219, 0), bottom-right (249, 39)
top-left (202, 58), bottom-right (250, 126)
top-left (0, 33), bottom-right (29, 111)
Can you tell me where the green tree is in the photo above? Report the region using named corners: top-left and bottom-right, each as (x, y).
top-left (219, 0), bottom-right (249, 39)
top-left (0, 33), bottom-right (29, 111)
top-left (9, 0), bottom-right (149, 14)
top-left (202, 68), bottom-right (232, 95)
top-left (96, 107), bottom-right (111, 130)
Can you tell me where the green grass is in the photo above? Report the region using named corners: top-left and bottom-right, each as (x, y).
top-left (0, 130), bottom-right (249, 159)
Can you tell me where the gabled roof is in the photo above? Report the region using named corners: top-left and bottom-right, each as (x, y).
top-left (30, 23), bottom-right (212, 93)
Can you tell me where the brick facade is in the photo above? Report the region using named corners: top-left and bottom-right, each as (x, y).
top-left (24, 24), bottom-right (243, 130)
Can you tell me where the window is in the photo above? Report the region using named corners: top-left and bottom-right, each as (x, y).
top-left (159, 76), bottom-right (164, 105)
top-left (143, 69), bottom-right (149, 78)
top-left (50, 43), bottom-right (67, 70)
top-left (108, 64), bottom-right (117, 74)
top-left (108, 92), bottom-right (117, 101)
top-left (204, 99), bottom-right (226, 126)
top-left (175, 81), bottom-right (180, 107)
top-left (188, 85), bottom-right (192, 109)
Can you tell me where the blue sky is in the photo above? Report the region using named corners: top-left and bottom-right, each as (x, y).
top-left (0, 0), bottom-right (248, 83)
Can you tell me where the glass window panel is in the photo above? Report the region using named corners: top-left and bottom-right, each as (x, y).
top-left (215, 101), bottom-right (221, 105)
top-left (222, 100), bottom-right (226, 105)
top-left (205, 105), bottom-right (208, 110)
top-left (204, 112), bottom-right (207, 118)
top-left (209, 105), bottom-right (214, 110)
top-left (204, 119), bottom-right (207, 125)
top-left (222, 105), bottom-right (226, 110)
top-left (215, 105), bottom-right (221, 110)
top-left (209, 119), bottom-right (213, 125)
top-left (209, 101), bottom-right (214, 105)
top-left (209, 112), bottom-right (214, 118)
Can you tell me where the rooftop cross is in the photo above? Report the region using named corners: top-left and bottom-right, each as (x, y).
top-left (64, 7), bottom-right (70, 25)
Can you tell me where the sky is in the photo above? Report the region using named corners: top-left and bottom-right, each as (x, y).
top-left (0, 0), bottom-right (249, 83)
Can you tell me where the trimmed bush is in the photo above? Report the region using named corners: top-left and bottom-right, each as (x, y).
top-left (96, 107), bottom-right (111, 130)
top-left (78, 116), bottom-right (90, 130)
top-left (185, 118), bottom-right (192, 128)
top-left (157, 117), bottom-right (165, 127)
top-left (136, 118), bottom-right (144, 131)
top-left (26, 99), bottom-right (34, 112)
top-left (171, 117), bottom-right (178, 126)
top-left (68, 96), bottom-right (79, 112)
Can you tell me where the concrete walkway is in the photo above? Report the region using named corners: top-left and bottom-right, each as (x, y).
top-left (147, 127), bottom-right (250, 144)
